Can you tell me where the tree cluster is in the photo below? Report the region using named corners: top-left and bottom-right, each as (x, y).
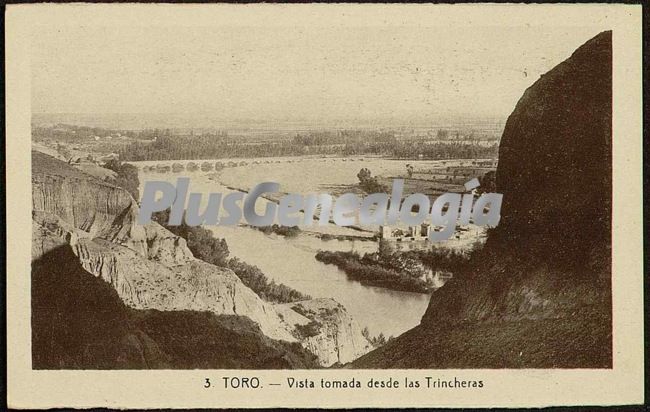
top-left (357, 168), bottom-right (388, 193)
top-left (151, 209), bottom-right (310, 304)
top-left (102, 158), bottom-right (140, 200)
top-left (315, 248), bottom-right (433, 294)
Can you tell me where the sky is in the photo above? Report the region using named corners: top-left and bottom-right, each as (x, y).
top-left (31, 24), bottom-right (604, 126)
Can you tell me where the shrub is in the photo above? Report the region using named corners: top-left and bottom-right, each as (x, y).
top-left (315, 250), bottom-right (433, 293)
top-left (152, 209), bottom-right (310, 303)
top-left (102, 158), bottom-right (140, 200)
top-left (294, 320), bottom-right (322, 339)
top-left (256, 224), bottom-right (300, 238)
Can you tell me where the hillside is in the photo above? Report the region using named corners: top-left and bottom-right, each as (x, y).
top-left (33, 246), bottom-right (318, 369)
top-left (31, 150), bottom-right (372, 368)
top-left (351, 31), bottom-right (612, 368)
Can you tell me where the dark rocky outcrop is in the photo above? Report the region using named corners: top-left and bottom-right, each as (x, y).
top-left (351, 32), bottom-right (612, 368)
top-left (33, 245), bottom-right (167, 369)
top-left (495, 30), bottom-right (611, 275)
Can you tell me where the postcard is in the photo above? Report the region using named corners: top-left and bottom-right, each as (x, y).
top-left (5, 3), bottom-right (644, 409)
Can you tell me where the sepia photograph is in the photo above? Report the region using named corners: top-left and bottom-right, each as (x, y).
top-left (6, 3), bottom-right (644, 409)
top-left (29, 22), bottom-right (613, 370)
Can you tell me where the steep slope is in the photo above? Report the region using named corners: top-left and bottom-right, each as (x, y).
top-left (276, 299), bottom-right (373, 366)
top-left (352, 31), bottom-right (612, 368)
top-left (32, 150), bottom-right (372, 366)
top-left (32, 246), bottom-right (318, 369)
top-left (495, 30), bottom-right (611, 274)
top-left (31, 178), bottom-right (295, 342)
top-left (32, 151), bottom-right (193, 263)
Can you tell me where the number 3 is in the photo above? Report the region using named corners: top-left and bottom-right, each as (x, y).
top-left (204, 378), bottom-right (211, 388)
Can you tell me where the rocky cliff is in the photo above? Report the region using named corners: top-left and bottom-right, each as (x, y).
top-left (276, 299), bottom-right (373, 367)
top-left (32, 150), bottom-right (372, 367)
top-left (32, 151), bottom-right (194, 264)
top-left (495, 30), bottom-right (611, 275)
top-left (351, 32), bottom-right (612, 368)
top-left (32, 183), bottom-right (295, 342)
top-left (32, 245), bottom-right (319, 369)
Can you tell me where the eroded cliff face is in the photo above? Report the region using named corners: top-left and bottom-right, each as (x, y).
top-left (276, 299), bottom-right (373, 367)
top-left (32, 152), bottom-right (194, 264)
top-left (33, 207), bottom-right (296, 342)
top-left (351, 32), bottom-right (612, 369)
top-left (32, 246), bottom-right (319, 369)
top-left (32, 150), bottom-right (372, 366)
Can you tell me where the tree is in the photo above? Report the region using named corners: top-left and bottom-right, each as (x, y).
top-left (361, 327), bottom-right (388, 347)
top-left (406, 164), bottom-right (414, 178)
top-left (357, 168), bottom-right (372, 183)
top-left (357, 168), bottom-right (388, 193)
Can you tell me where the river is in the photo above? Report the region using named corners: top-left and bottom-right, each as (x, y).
top-left (137, 162), bottom-right (431, 338)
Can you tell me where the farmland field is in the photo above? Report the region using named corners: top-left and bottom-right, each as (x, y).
top-left (210, 156), bottom-right (495, 198)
